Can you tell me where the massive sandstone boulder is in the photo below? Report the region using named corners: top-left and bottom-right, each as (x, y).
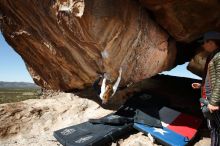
top-left (0, 0), bottom-right (176, 91)
top-left (138, 0), bottom-right (220, 77)
top-left (139, 0), bottom-right (220, 42)
top-left (188, 49), bottom-right (209, 77)
top-left (0, 0), bottom-right (220, 91)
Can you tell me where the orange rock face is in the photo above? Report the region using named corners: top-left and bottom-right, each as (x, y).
top-left (0, 0), bottom-right (176, 91)
top-left (140, 0), bottom-right (220, 42)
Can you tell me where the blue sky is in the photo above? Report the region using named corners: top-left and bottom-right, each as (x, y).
top-left (161, 62), bottom-right (201, 80)
top-left (0, 33), bottom-right (201, 83)
top-left (0, 33), bottom-right (34, 83)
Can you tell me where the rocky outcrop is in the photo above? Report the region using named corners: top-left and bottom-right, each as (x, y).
top-left (188, 50), bottom-right (209, 77)
top-left (0, 93), bottom-right (113, 146)
top-left (139, 0), bottom-right (220, 42)
top-left (0, 0), bottom-right (176, 91)
top-left (1, 0), bottom-right (220, 91)
top-left (0, 81), bottom-right (209, 146)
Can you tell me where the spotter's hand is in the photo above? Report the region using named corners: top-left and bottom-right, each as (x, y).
top-left (192, 83), bottom-right (201, 89)
top-left (208, 104), bottom-right (219, 113)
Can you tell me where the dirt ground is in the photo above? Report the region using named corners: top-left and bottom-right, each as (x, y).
top-left (0, 92), bottom-right (211, 146)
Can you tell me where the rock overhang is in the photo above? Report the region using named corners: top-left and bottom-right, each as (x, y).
top-left (0, 0), bottom-right (219, 91)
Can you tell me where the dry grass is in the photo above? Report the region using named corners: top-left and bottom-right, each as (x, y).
top-left (0, 88), bottom-right (41, 104)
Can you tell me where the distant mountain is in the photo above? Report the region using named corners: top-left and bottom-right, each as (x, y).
top-left (0, 81), bottom-right (40, 89)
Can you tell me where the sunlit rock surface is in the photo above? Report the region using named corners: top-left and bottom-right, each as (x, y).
top-left (0, 0), bottom-right (176, 91)
top-left (1, 0), bottom-right (220, 91)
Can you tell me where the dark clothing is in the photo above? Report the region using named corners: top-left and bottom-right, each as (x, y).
top-left (207, 112), bottom-right (220, 146)
top-left (93, 77), bottom-right (102, 95)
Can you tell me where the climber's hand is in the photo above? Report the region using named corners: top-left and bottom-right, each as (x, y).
top-left (192, 83), bottom-right (201, 89)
